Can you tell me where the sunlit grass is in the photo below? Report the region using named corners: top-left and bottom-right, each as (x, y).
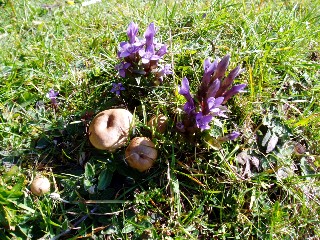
top-left (0, 0), bottom-right (319, 239)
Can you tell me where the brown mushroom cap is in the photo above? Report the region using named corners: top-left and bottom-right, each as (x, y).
top-left (125, 137), bottom-right (158, 172)
top-left (147, 114), bottom-right (168, 134)
top-left (89, 109), bottom-right (133, 151)
top-left (30, 176), bottom-right (50, 196)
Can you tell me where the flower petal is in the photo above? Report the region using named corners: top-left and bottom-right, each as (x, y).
top-left (178, 77), bottom-right (190, 95)
top-left (216, 65), bottom-right (243, 97)
top-left (213, 54), bottom-right (230, 80)
top-left (144, 22), bottom-right (156, 47)
top-left (206, 79), bottom-right (220, 98)
top-left (222, 84), bottom-right (247, 103)
top-left (156, 45), bottom-right (167, 57)
top-left (127, 22), bottom-right (139, 44)
top-left (202, 58), bottom-right (218, 84)
top-left (196, 112), bottom-right (213, 131)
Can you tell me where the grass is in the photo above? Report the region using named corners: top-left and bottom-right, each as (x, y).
top-left (0, 0), bottom-right (320, 239)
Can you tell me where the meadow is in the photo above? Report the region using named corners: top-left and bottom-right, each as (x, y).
top-left (0, 0), bottom-right (320, 239)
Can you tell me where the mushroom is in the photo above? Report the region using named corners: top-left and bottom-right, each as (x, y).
top-left (125, 137), bottom-right (158, 172)
top-left (89, 109), bottom-right (133, 151)
top-left (30, 175), bottom-right (51, 196)
top-left (147, 114), bottom-right (168, 134)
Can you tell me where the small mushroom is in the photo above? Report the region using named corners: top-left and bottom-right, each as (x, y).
top-left (125, 137), bottom-right (158, 172)
top-left (89, 109), bottom-right (133, 151)
top-left (30, 175), bottom-right (51, 196)
top-left (147, 114), bottom-right (168, 134)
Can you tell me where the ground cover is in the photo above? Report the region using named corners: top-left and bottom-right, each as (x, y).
top-left (0, 0), bottom-right (320, 239)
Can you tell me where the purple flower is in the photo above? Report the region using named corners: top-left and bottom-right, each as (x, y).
top-left (156, 45), bottom-right (167, 58)
top-left (212, 54), bottom-right (230, 80)
top-left (179, 77), bottom-right (193, 102)
top-left (206, 79), bottom-right (220, 99)
top-left (144, 22), bottom-right (156, 48)
top-left (46, 89), bottom-right (59, 105)
top-left (227, 131), bottom-right (240, 140)
top-left (183, 101), bottom-right (195, 115)
top-left (198, 54), bottom-right (246, 106)
top-left (202, 58), bottom-right (218, 84)
top-left (219, 131), bottom-right (241, 142)
top-left (127, 22), bottom-right (139, 44)
top-left (207, 97), bottom-right (224, 109)
top-left (207, 97), bottom-right (227, 117)
top-left (196, 112), bottom-right (213, 131)
top-left (115, 62), bottom-right (131, 78)
top-left (178, 54), bottom-right (246, 134)
top-left (139, 48), bottom-right (160, 64)
top-left (139, 23), bottom-right (166, 64)
top-left (216, 65), bottom-right (243, 97)
top-left (179, 77), bottom-right (196, 115)
top-left (111, 83), bottom-right (125, 95)
top-left (156, 64), bottom-right (172, 82)
top-left (222, 84), bottom-right (247, 104)
top-left (160, 64), bottom-right (172, 75)
top-left (117, 22), bottom-right (143, 59)
top-left (116, 22), bottom-right (169, 78)
top-left (118, 42), bottom-right (141, 58)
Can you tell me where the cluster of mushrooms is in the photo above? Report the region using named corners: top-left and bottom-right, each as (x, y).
top-left (29, 108), bottom-right (164, 196)
top-left (88, 108), bottom-right (167, 172)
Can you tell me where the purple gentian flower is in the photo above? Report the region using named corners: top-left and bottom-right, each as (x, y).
top-left (179, 77), bottom-right (193, 102)
top-left (213, 54), bottom-right (230, 80)
top-left (195, 112), bottom-right (213, 131)
top-left (156, 45), bottom-right (167, 58)
top-left (118, 42), bottom-right (140, 58)
top-left (179, 77), bottom-right (196, 115)
top-left (117, 22), bottom-right (143, 58)
top-left (116, 22), bottom-right (169, 77)
top-left (183, 101), bottom-right (195, 115)
top-left (46, 89), bottom-right (59, 105)
top-left (127, 22), bottom-right (139, 44)
top-left (206, 79), bottom-right (220, 99)
top-left (115, 62), bottom-right (131, 78)
top-left (227, 131), bottom-right (240, 140)
top-left (178, 54), bottom-right (246, 134)
top-left (202, 58), bottom-right (218, 84)
top-left (179, 77), bottom-right (190, 95)
top-left (216, 65), bottom-right (243, 97)
top-left (139, 23), bottom-right (163, 64)
top-left (222, 84), bottom-right (247, 104)
top-left (207, 97), bottom-right (226, 117)
top-left (156, 64), bottom-right (172, 82)
top-left (218, 131), bottom-right (241, 142)
top-left (139, 48), bottom-right (160, 64)
top-left (111, 83), bottom-right (125, 95)
top-left (144, 22), bottom-right (156, 48)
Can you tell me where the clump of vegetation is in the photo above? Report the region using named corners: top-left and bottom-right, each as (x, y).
top-left (0, 0), bottom-right (319, 239)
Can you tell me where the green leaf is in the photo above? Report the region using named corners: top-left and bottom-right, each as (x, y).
top-left (122, 223), bottom-right (135, 233)
top-left (83, 179), bottom-right (92, 189)
top-left (0, 229), bottom-right (10, 240)
top-left (85, 162), bottom-right (95, 179)
top-left (97, 169), bottom-right (113, 191)
top-left (262, 129), bottom-right (271, 147)
top-left (171, 176), bottom-right (181, 216)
